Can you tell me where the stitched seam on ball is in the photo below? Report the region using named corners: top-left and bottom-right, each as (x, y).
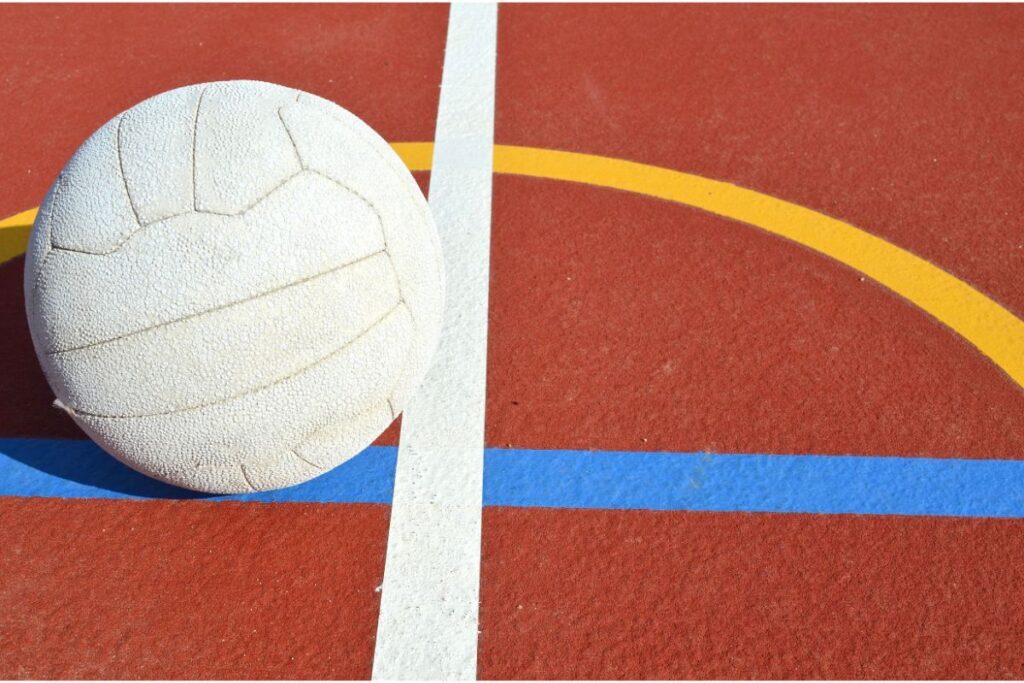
top-left (192, 85), bottom-right (208, 212)
top-left (273, 376), bottom-right (403, 475)
top-left (278, 108), bottom-right (305, 169)
top-left (289, 97), bottom-right (439, 333)
top-left (382, 248), bottom-right (417, 333)
top-left (239, 465), bottom-right (258, 491)
top-left (46, 248), bottom-right (389, 356)
top-left (171, 169), bottom-right (307, 219)
top-left (69, 300), bottom-right (408, 420)
top-left (379, 244), bottom-right (423, 413)
top-left (43, 154), bottom-right (390, 255)
top-left (305, 168), bottom-right (421, 336)
top-left (307, 169), bottom-right (387, 248)
top-left (294, 93), bottom-right (438, 262)
top-left (386, 310), bottom-right (420, 412)
top-left (373, 248), bottom-right (420, 414)
top-left (140, 209), bottom-right (193, 226)
top-left (192, 399), bottom-right (390, 472)
top-left (30, 173), bottom-right (63, 312)
top-left (289, 449), bottom-right (325, 470)
top-left (47, 168), bottom-right (304, 256)
top-left (305, 166), bottom-right (417, 329)
top-left (115, 114), bottom-right (143, 227)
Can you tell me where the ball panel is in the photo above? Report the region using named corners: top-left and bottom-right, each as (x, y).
top-left (119, 85), bottom-right (203, 225)
top-left (194, 81), bottom-right (302, 215)
top-left (47, 251), bottom-right (401, 417)
top-left (232, 399), bottom-right (395, 493)
top-left (34, 172), bottom-right (385, 353)
top-left (294, 400), bottom-right (395, 470)
top-left (281, 100), bottom-right (445, 411)
top-left (71, 303), bottom-right (414, 491)
top-left (45, 117), bottom-right (140, 254)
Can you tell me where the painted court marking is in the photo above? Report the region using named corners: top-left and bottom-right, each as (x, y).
top-left (5, 145), bottom-right (1024, 393)
top-left (371, 4), bottom-right (497, 680)
top-left (3, 438), bottom-right (1024, 519)
top-left (404, 143), bottom-right (1024, 394)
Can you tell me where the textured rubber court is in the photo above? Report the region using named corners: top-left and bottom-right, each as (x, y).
top-left (2, 3), bottom-right (1024, 679)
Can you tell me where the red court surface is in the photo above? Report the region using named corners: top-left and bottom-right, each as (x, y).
top-left (0, 498), bottom-right (391, 679)
top-left (2, 3), bottom-right (1024, 680)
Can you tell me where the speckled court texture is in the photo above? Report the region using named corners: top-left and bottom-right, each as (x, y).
top-left (1, 4), bottom-right (1024, 679)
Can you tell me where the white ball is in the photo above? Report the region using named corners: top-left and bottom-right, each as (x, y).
top-left (24, 80), bottom-right (444, 494)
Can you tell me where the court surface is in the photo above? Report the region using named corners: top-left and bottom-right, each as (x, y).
top-left (2, 3), bottom-right (1024, 679)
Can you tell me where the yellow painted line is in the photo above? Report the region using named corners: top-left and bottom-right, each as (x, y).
top-left (391, 141), bottom-right (434, 172)
top-left (491, 145), bottom-right (1024, 391)
top-left (4, 142), bottom-right (1023, 391)
top-left (0, 207), bottom-right (37, 229)
top-left (0, 207), bottom-right (36, 265)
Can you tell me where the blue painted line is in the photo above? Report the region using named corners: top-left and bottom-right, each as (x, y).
top-left (484, 448), bottom-right (1024, 518)
top-left (0, 438), bottom-right (396, 504)
top-left (1, 438), bottom-right (1023, 517)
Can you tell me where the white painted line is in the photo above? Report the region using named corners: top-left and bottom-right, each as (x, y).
top-left (371, 3), bottom-right (497, 680)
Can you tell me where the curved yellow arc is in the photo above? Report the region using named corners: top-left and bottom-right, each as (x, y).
top-left (485, 144), bottom-right (1024, 392)
top-left (4, 142), bottom-right (1024, 391)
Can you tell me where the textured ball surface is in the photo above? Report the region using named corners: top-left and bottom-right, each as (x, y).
top-left (24, 80), bottom-right (444, 494)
